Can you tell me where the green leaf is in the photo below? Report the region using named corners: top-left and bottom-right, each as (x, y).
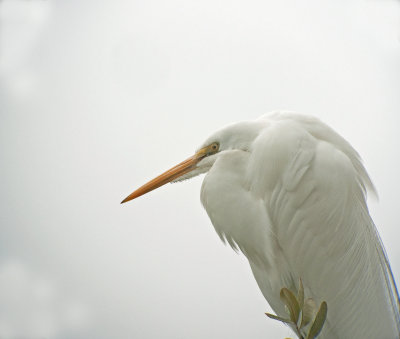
top-left (300, 298), bottom-right (317, 329)
top-left (306, 301), bottom-right (328, 339)
top-left (298, 278), bottom-right (304, 310)
top-left (280, 288), bottom-right (301, 324)
top-left (265, 312), bottom-right (293, 325)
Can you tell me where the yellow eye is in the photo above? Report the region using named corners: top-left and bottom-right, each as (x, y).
top-left (209, 142), bottom-right (219, 154)
top-left (196, 142), bottom-right (220, 159)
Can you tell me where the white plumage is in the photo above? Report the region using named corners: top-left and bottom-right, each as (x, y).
top-left (122, 112), bottom-right (400, 339)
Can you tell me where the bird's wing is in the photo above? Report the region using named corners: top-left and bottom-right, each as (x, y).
top-left (247, 116), bottom-right (400, 338)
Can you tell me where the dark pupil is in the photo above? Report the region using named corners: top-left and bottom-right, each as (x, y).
top-left (212, 145), bottom-right (216, 149)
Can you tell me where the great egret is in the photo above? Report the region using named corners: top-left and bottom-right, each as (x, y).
top-left (122, 112), bottom-right (400, 338)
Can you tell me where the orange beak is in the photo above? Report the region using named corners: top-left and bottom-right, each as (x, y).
top-left (121, 151), bottom-right (206, 204)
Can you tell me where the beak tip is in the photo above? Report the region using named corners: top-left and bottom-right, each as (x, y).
top-left (121, 193), bottom-right (137, 204)
top-left (120, 197), bottom-right (129, 204)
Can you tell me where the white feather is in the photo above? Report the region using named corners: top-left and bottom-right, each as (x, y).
top-left (200, 112), bottom-right (399, 339)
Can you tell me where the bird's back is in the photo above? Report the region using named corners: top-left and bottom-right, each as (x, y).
top-left (201, 112), bottom-right (400, 339)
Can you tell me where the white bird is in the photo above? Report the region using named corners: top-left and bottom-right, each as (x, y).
top-left (122, 112), bottom-right (400, 339)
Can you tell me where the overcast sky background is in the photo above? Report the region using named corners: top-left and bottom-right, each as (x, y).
top-left (0, 0), bottom-right (399, 338)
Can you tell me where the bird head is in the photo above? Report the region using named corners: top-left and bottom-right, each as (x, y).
top-left (121, 120), bottom-right (263, 204)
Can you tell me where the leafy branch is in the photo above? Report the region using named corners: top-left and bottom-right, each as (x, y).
top-left (265, 279), bottom-right (328, 339)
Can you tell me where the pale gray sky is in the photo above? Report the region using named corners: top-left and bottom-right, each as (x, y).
top-left (0, 0), bottom-right (399, 338)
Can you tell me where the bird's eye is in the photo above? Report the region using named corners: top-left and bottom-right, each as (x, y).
top-left (209, 142), bottom-right (219, 155)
